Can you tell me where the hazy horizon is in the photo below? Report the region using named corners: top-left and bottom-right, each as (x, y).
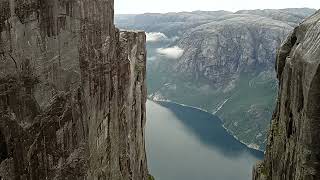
top-left (115, 0), bottom-right (320, 14)
top-left (115, 7), bottom-right (317, 15)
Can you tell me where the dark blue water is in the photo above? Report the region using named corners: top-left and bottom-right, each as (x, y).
top-left (146, 100), bottom-right (263, 180)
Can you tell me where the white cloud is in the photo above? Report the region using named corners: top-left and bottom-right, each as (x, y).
top-left (170, 36), bottom-right (180, 42)
top-left (146, 32), bottom-right (179, 42)
top-left (146, 32), bottom-right (169, 42)
top-left (148, 56), bottom-right (157, 61)
top-left (157, 46), bottom-right (184, 59)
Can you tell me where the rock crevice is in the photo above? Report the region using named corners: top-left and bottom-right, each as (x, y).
top-left (0, 0), bottom-right (148, 179)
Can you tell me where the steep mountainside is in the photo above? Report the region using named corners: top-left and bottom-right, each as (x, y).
top-left (0, 0), bottom-right (148, 179)
top-left (236, 8), bottom-right (317, 25)
top-left (116, 11), bottom-right (232, 37)
top-left (116, 8), bottom-right (316, 150)
top-left (253, 10), bottom-right (320, 180)
top-left (116, 9), bottom-right (313, 37)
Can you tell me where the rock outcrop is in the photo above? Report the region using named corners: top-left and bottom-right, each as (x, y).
top-left (0, 0), bottom-right (148, 179)
top-left (253, 10), bottom-right (320, 180)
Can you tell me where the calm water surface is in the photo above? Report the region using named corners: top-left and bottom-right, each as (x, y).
top-left (146, 100), bottom-right (263, 180)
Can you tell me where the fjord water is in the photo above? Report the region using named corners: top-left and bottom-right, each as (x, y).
top-left (146, 100), bottom-right (264, 180)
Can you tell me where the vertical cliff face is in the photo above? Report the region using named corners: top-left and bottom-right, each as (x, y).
top-left (253, 10), bottom-right (320, 180)
top-left (0, 0), bottom-right (148, 179)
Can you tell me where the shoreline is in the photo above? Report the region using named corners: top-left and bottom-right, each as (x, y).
top-left (149, 98), bottom-right (264, 153)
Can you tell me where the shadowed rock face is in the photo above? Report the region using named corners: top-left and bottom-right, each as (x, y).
top-left (0, 0), bottom-right (148, 179)
top-left (253, 10), bottom-right (320, 180)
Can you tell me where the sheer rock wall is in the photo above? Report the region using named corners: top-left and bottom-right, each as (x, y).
top-left (253, 10), bottom-right (320, 180)
top-left (0, 0), bottom-right (148, 179)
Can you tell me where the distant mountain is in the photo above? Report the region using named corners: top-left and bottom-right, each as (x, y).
top-left (236, 8), bottom-right (317, 25)
top-left (116, 11), bottom-right (232, 36)
top-left (116, 8), bottom-right (317, 150)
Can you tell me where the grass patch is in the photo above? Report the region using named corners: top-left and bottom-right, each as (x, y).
top-left (148, 174), bottom-right (155, 180)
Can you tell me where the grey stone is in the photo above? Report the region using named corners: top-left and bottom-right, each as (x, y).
top-left (253, 10), bottom-right (320, 180)
top-left (0, 0), bottom-right (148, 179)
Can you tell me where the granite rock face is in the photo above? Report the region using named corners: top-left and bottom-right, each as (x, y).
top-left (253, 10), bottom-right (320, 180)
top-left (0, 0), bottom-right (148, 179)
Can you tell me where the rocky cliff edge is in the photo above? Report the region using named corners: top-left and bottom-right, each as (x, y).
top-left (253, 10), bottom-right (320, 180)
top-left (0, 0), bottom-right (149, 179)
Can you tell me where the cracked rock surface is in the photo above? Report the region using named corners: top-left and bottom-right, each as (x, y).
top-left (0, 0), bottom-right (148, 179)
top-left (253, 10), bottom-right (320, 180)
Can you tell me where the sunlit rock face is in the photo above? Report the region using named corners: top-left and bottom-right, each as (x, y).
top-left (253, 10), bottom-right (320, 180)
top-left (0, 0), bottom-right (148, 179)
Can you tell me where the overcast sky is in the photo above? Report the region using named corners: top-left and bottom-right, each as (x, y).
top-left (115, 0), bottom-right (320, 14)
